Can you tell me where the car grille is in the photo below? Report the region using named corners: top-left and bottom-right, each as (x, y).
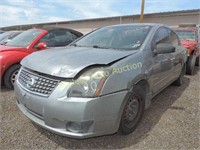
top-left (18, 68), bottom-right (59, 97)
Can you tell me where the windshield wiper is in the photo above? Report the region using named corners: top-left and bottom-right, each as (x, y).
top-left (93, 45), bottom-right (121, 50)
top-left (70, 43), bottom-right (77, 46)
top-left (70, 43), bottom-right (84, 47)
top-left (71, 44), bottom-right (118, 50)
top-left (92, 45), bottom-right (113, 49)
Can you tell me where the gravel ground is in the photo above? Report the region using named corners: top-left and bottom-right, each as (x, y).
top-left (0, 67), bottom-right (199, 150)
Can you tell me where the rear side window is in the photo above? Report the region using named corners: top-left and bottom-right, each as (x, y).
top-left (39, 30), bottom-right (79, 47)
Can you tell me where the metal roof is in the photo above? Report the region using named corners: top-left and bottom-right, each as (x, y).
top-left (1, 9), bottom-right (199, 31)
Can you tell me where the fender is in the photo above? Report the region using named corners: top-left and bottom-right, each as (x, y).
top-left (0, 51), bottom-right (29, 79)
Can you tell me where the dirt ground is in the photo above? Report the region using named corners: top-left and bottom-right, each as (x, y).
top-left (0, 67), bottom-right (199, 150)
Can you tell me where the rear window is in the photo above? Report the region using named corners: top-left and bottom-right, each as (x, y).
top-left (174, 30), bottom-right (196, 41)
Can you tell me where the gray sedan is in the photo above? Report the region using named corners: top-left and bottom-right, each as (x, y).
top-left (14, 23), bottom-right (187, 139)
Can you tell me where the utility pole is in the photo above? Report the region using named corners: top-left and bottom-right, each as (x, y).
top-left (140, 0), bottom-right (145, 23)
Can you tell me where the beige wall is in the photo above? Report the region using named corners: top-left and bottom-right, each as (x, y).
top-left (44, 12), bottom-right (200, 34)
top-left (1, 10), bottom-right (200, 32)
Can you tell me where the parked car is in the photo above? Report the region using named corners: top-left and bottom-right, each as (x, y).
top-left (173, 24), bottom-right (199, 75)
top-left (0, 27), bottom-right (83, 89)
top-left (0, 31), bottom-right (22, 45)
top-left (0, 30), bottom-right (5, 34)
top-left (15, 24), bottom-right (186, 139)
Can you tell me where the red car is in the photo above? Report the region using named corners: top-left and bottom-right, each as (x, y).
top-left (174, 24), bottom-right (199, 75)
top-left (0, 27), bottom-right (83, 89)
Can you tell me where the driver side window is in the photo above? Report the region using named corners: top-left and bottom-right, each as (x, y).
top-left (39, 32), bottom-right (57, 47)
top-left (152, 27), bottom-right (170, 50)
top-left (154, 28), bottom-right (170, 44)
top-left (38, 30), bottom-right (79, 47)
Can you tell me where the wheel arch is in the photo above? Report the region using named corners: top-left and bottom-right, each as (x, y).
top-left (134, 79), bottom-right (151, 110)
top-left (116, 78), bottom-right (152, 132)
top-left (2, 62), bottom-right (21, 85)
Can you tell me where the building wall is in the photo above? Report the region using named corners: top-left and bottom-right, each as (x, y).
top-left (1, 9), bottom-right (199, 33)
top-left (44, 11), bottom-right (200, 34)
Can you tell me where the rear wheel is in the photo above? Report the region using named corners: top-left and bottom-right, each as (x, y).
top-left (186, 52), bottom-right (196, 75)
top-left (195, 56), bottom-right (199, 66)
top-left (3, 64), bottom-right (21, 89)
top-left (119, 85), bottom-right (145, 134)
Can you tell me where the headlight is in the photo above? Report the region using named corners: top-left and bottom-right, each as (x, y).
top-left (67, 67), bottom-right (110, 98)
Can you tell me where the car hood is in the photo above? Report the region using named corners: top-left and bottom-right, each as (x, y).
top-left (181, 40), bottom-right (197, 48)
top-left (21, 46), bottom-right (136, 78)
top-left (0, 45), bottom-right (27, 52)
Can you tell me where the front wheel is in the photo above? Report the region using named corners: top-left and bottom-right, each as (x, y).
top-left (3, 64), bottom-right (21, 89)
top-left (186, 53), bottom-right (196, 75)
top-left (119, 85), bottom-right (145, 134)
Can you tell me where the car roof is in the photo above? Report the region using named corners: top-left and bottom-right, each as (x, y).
top-left (107, 23), bottom-right (165, 28)
top-left (101, 23), bottom-right (170, 32)
top-left (4, 30), bottom-right (22, 33)
top-left (34, 27), bottom-right (83, 36)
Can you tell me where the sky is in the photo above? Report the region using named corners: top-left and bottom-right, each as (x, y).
top-left (0, 0), bottom-right (199, 27)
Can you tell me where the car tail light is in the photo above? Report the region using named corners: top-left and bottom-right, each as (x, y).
top-left (187, 48), bottom-right (192, 56)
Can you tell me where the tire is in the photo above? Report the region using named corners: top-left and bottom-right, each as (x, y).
top-left (3, 64), bottom-right (21, 89)
top-left (186, 53), bottom-right (196, 75)
top-left (119, 85), bottom-right (145, 134)
top-left (173, 64), bottom-right (185, 86)
top-left (195, 56), bottom-right (199, 66)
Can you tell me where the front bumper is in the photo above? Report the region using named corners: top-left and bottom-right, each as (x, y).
top-left (15, 80), bottom-right (128, 139)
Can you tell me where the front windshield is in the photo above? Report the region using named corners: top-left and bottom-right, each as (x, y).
top-left (6, 29), bottom-right (43, 47)
top-left (74, 25), bottom-right (152, 50)
top-left (0, 31), bottom-right (13, 42)
top-left (175, 30), bottom-right (196, 41)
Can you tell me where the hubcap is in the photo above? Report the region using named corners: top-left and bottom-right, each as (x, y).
top-left (11, 70), bottom-right (19, 85)
top-left (124, 97), bottom-right (140, 123)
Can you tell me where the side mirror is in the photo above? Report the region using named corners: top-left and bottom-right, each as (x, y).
top-left (154, 43), bottom-right (175, 54)
top-left (36, 42), bottom-right (47, 49)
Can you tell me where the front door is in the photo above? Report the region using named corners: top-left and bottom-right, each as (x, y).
top-left (150, 27), bottom-right (175, 95)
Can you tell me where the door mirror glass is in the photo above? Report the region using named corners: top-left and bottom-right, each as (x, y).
top-left (36, 42), bottom-right (47, 49)
top-left (154, 43), bottom-right (175, 54)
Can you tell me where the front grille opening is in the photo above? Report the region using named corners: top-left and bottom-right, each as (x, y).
top-left (18, 68), bottom-right (59, 97)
